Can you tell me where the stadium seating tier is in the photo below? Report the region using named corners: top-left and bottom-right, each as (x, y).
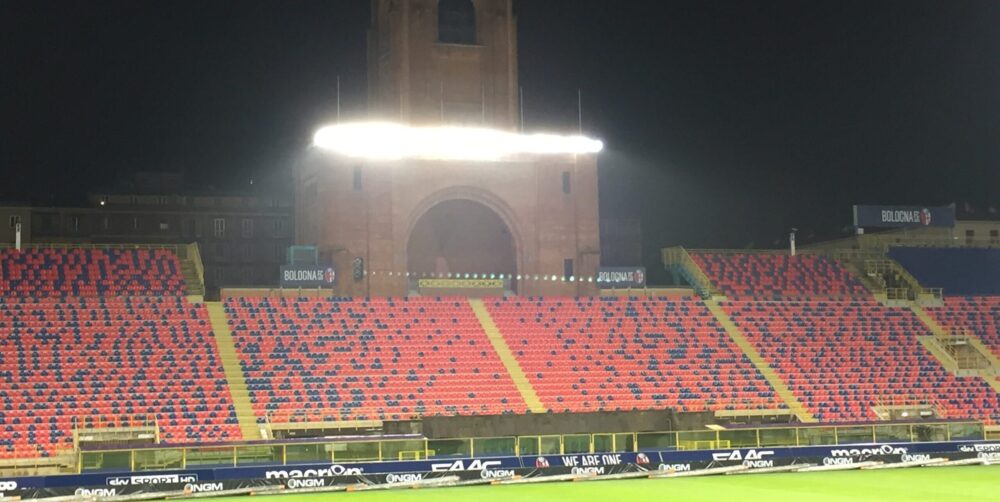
top-left (927, 296), bottom-right (1000, 359)
top-left (691, 253), bottom-right (868, 300)
top-left (1, 248), bottom-right (185, 298)
top-left (0, 297), bottom-right (241, 458)
top-left (724, 299), bottom-right (1000, 423)
top-left (486, 297), bottom-right (785, 413)
top-left (225, 297), bottom-right (529, 422)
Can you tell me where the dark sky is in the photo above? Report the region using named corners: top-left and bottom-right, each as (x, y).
top-left (4, 1), bottom-right (999, 262)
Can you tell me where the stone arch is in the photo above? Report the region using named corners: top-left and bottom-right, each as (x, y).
top-left (405, 185), bottom-right (524, 282)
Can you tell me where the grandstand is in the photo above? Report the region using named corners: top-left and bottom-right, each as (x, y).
top-left (1, 242), bottom-right (1000, 466)
top-left (724, 299), bottom-right (1000, 422)
top-left (0, 248), bottom-right (238, 461)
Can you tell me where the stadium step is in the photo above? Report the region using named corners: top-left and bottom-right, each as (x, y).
top-left (913, 304), bottom-right (1000, 384)
top-left (703, 299), bottom-right (816, 423)
top-left (661, 247), bottom-right (721, 298)
top-left (180, 243), bottom-right (206, 297)
top-left (206, 301), bottom-right (262, 439)
top-left (468, 298), bottom-right (547, 413)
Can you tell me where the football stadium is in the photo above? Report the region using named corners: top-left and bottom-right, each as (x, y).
top-left (3, 1), bottom-right (1000, 501)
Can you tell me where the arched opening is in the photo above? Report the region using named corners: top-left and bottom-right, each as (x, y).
top-left (438, 0), bottom-right (476, 45)
top-left (407, 199), bottom-right (516, 287)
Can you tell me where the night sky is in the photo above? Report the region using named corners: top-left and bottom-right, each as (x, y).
top-left (4, 1), bottom-right (999, 266)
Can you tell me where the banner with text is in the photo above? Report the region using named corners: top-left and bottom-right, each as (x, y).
top-left (853, 205), bottom-right (956, 229)
top-left (280, 265), bottom-right (336, 288)
top-left (597, 267), bottom-right (646, 289)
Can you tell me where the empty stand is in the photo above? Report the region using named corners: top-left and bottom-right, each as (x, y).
top-left (225, 297), bottom-right (528, 422)
top-left (0, 297), bottom-right (241, 458)
top-left (485, 297), bottom-right (785, 413)
top-left (691, 253), bottom-right (867, 300)
top-left (927, 297), bottom-right (1000, 359)
top-left (889, 247), bottom-right (1000, 296)
top-left (724, 299), bottom-right (1000, 423)
top-left (0, 248), bottom-right (185, 298)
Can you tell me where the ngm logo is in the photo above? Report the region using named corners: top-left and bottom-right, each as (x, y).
top-left (570, 466), bottom-right (605, 475)
top-left (287, 478), bottom-right (326, 489)
top-left (823, 457), bottom-right (856, 466)
top-left (75, 488), bottom-right (117, 497)
top-left (480, 469), bottom-right (516, 480)
top-left (184, 483), bottom-right (224, 493)
top-left (385, 473), bottom-right (423, 484)
top-left (658, 463), bottom-right (692, 472)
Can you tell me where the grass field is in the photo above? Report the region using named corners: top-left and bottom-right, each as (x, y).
top-left (208, 465), bottom-right (999, 502)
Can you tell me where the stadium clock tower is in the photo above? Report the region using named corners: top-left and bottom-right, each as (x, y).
top-left (367, 0), bottom-right (519, 129)
top-left (296, 0), bottom-right (601, 297)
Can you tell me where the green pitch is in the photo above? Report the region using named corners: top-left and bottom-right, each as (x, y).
top-left (208, 465), bottom-right (998, 502)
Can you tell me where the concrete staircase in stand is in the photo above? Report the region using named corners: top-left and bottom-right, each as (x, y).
top-left (205, 302), bottom-right (261, 439)
top-left (468, 298), bottom-right (547, 413)
top-left (911, 304), bottom-right (1000, 394)
top-left (703, 299), bottom-right (817, 423)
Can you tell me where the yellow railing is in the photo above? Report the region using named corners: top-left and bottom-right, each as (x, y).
top-left (187, 242), bottom-right (205, 289)
top-left (661, 246), bottom-right (718, 296)
top-left (76, 421), bottom-right (984, 473)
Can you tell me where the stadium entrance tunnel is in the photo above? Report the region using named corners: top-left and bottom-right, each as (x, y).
top-left (407, 199), bottom-right (517, 292)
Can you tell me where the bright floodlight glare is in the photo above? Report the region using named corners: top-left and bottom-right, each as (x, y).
top-left (313, 122), bottom-right (603, 161)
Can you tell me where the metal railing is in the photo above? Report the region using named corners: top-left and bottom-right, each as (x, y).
top-left (661, 247), bottom-right (718, 297)
top-left (76, 421), bottom-right (985, 473)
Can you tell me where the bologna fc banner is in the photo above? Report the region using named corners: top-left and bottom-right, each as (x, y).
top-left (280, 265), bottom-right (336, 288)
top-left (853, 205), bottom-right (956, 229)
top-left (597, 267), bottom-right (646, 289)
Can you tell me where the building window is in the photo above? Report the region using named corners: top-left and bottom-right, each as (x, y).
top-left (990, 229), bottom-right (999, 244)
top-left (102, 216), bottom-right (110, 231)
top-left (438, 0), bottom-right (476, 45)
top-left (353, 166), bottom-right (363, 191)
top-left (562, 171), bottom-right (571, 194)
top-left (243, 244), bottom-right (253, 262)
top-left (273, 218), bottom-right (286, 237)
top-left (564, 258), bottom-right (574, 281)
top-left (71, 216), bottom-right (80, 233)
top-left (8, 215), bottom-right (20, 228)
top-left (132, 216), bottom-right (139, 231)
top-left (159, 222), bottom-right (169, 231)
top-left (241, 218), bottom-right (254, 238)
top-left (214, 218), bottom-right (226, 238)
top-left (966, 229), bottom-right (975, 244)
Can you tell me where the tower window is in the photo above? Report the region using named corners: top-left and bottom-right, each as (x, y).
top-left (439, 0), bottom-right (476, 45)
